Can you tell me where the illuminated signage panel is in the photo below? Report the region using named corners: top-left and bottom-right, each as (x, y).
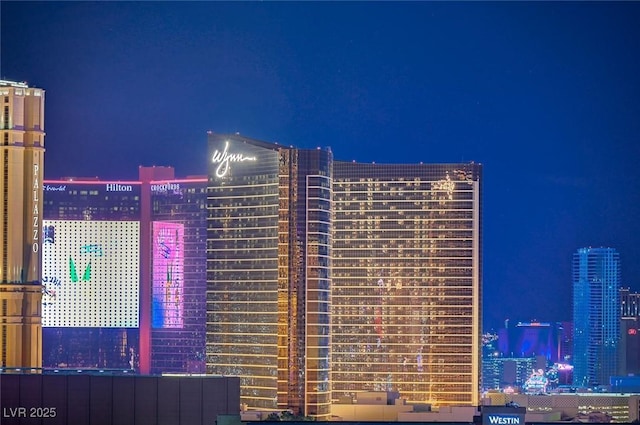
top-left (43, 184), bottom-right (67, 191)
top-left (210, 140), bottom-right (257, 178)
top-left (483, 413), bottom-right (525, 425)
top-left (150, 182), bottom-right (181, 192)
top-left (485, 416), bottom-right (522, 425)
top-left (106, 183), bottom-right (133, 192)
top-left (32, 163), bottom-right (40, 253)
top-left (41, 220), bottom-right (140, 327)
top-left (152, 221), bottom-right (184, 328)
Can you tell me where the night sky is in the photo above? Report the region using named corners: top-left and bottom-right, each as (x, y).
top-left (2, 2), bottom-right (639, 331)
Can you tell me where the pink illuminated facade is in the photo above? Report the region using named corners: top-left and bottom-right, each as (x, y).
top-left (152, 221), bottom-right (185, 329)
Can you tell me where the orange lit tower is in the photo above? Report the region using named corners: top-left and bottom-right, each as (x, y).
top-left (332, 162), bottom-right (482, 407)
top-left (206, 133), bottom-right (332, 419)
top-left (0, 80), bottom-right (45, 369)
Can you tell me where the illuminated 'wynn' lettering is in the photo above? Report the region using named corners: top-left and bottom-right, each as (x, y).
top-left (211, 141), bottom-right (256, 178)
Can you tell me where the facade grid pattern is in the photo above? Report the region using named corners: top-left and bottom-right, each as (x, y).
top-left (149, 180), bottom-right (207, 374)
top-left (621, 288), bottom-right (640, 318)
top-left (206, 134), bottom-right (333, 419)
top-left (331, 162), bottom-right (482, 407)
top-left (206, 135), bottom-right (284, 411)
top-left (572, 247), bottom-right (621, 388)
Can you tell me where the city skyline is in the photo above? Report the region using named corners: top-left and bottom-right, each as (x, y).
top-left (2, 2), bottom-right (639, 330)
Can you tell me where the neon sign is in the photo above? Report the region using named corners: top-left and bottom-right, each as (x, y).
top-left (32, 164), bottom-right (40, 253)
top-left (106, 183), bottom-right (132, 192)
top-left (211, 141), bottom-right (256, 178)
top-left (487, 416), bottom-right (521, 425)
top-left (150, 182), bottom-right (180, 192)
top-left (44, 184), bottom-right (66, 191)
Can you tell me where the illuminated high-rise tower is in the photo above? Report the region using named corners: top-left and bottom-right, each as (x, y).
top-left (0, 80), bottom-right (45, 369)
top-left (572, 247), bottom-right (621, 387)
top-left (332, 162), bottom-right (482, 407)
top-left (620, 288), bottom-right (640, 377)
top-left (206, 133), bottom-right (332, 419)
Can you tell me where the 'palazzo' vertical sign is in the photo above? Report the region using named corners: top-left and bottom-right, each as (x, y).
top-left (32, 163), bottom-right (39, 253)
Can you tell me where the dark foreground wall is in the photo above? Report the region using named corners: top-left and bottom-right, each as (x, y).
top-left (0, 374), bottom-right (240, 425)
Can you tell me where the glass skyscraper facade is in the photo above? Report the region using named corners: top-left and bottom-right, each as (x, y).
top-left (206, 135), bottom-right (483, 413)
top-left (147, 176), bottom-right (208, 374)
top-left (332, 162), bottom-right (482, 406)
top-left (35, 131), bottom-right (484, 416)
top-left (206, 133), bottom-right (332, 418)
top-left (620, 288), bottom-right (640, 377)
top-left (572, 247), bottom-right (621, 387)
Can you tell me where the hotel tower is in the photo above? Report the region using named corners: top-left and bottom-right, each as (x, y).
top-left (0, 80), bottom-right (45, 369)
top-left (206, 132), bottom-right (483, 414)
top-left (573, 247), bottom-right (621, 387)
top-left (40, 168), bottom-right (206, 374)
top-left (206, 133), bottom-right (332, 419)
top-left (332, 162), bottom-right (482, 406)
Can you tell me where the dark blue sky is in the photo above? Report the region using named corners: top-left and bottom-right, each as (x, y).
top-left (2, 1), bottom-right (639, 330)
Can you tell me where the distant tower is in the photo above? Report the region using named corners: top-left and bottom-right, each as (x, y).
top-left (0, 80), bottom-right (45, 368)
top-left (619, 288), bottom-right (640, 377)
top-left (621, 287), bottom-right (640, 318)
top-left (572, 247), bottom-right (621, 387)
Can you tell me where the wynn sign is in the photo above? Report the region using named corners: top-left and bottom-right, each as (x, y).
top-left (211, 141), bottom-right (257, 178)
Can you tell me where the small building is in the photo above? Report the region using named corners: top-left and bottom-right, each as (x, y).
top-left (483, 392), bottom-right (640, 423)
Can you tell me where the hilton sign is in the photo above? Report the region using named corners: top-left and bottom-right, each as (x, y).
top-left (106, 183), bottom-right (133, 192)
